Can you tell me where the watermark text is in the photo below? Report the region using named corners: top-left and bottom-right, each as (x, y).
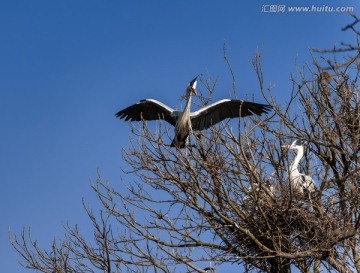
top-left (261, 4), bottom-right (354, 13)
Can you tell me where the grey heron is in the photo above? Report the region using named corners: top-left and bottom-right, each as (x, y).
top-left (116, 77), bottom-right (273, 148)
top-left (283, 140), bottom-right (317, 195)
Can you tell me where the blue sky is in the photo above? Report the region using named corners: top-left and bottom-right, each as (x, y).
top-left (0, 1), bottom-right (358, 272)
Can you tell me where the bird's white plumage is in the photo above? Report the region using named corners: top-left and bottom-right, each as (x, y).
top-left (286, 140), bottom-right (316, 195)
top-left (144, 99), bottom-right (176, 113)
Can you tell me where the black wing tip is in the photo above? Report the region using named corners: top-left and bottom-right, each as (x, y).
top-left (115, 100), bottom-right (146, 120)
top-left (261, 104), bottom-right (273, 114)
top-left (115, 108), bottom-right (136, 121)
top-left (115, 110), bottom-right (124, 119)
top-left (243, 102), bottom-right (273, 116)
top-left (115, 108), bottom-right (129, 119)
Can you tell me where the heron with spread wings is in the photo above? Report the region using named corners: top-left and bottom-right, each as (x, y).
top-left (116, 77), bottom-right (272, 148)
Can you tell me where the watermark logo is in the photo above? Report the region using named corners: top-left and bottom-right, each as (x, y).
top-left (262, 5), bottom-right (286, 13)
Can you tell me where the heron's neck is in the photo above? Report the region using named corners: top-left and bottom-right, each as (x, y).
top-left (184, 93), bottom-right (192, 113)
top-left (290, 147), bottom-right (304, 173)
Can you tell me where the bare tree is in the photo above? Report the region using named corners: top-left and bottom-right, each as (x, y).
top-left (11, 16), bottom-right (360, 273)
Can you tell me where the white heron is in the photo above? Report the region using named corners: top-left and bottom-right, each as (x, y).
top-left (283, 140), bottom-right (317, 196)
top-left (116, 77), bottom-right (272, 148)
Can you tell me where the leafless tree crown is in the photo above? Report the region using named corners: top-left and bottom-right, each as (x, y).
top-left (10, 16), bottom-right (360, 273)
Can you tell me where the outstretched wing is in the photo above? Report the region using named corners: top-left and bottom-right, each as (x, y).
top-left (191, 99), bottom-right (272, 131)
top-left (115, 99), bottom-right (177, 126)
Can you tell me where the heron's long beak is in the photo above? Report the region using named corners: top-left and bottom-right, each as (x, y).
top-left (281, 144), bottom-right (291, 149)
top-left (190, 76), bottom-right (198, 86)
top-left (282, 144), bottom-right (296, 150)
top-left (189, 77), bottom-right (198, 95)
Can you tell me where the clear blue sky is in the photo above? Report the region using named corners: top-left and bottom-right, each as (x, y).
top-left (0, 1), bottom-right (358, 272)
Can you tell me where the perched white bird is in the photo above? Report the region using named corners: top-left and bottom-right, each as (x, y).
top-left (116, 77), bottom-right (272, 148)
top-left (283, 140), bottom-right (317, 196)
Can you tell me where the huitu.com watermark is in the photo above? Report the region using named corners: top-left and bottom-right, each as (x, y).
top-left (261, 4), bottom-right (354, 13)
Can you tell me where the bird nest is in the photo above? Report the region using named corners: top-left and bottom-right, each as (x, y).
top-left (222, 189), bottom-right (351, 260)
